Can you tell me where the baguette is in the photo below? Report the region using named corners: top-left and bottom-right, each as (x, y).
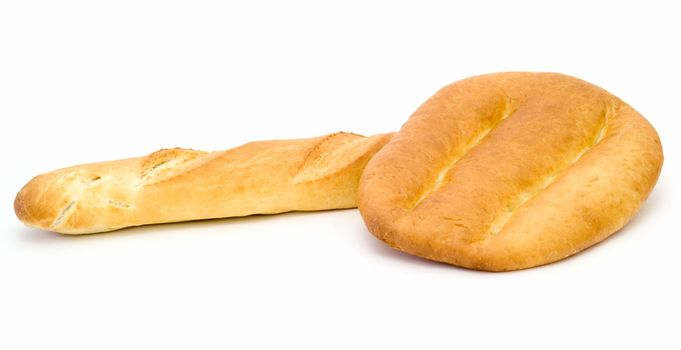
top-left (15, 132), bottom-right (393, 234)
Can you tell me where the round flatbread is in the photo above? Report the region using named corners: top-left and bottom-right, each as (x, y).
top-left (358, 72), bottom-right (663, 271)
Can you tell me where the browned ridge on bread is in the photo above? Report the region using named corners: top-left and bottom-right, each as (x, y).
top-left (358, 72), bottom-right (663, 271)
top-left (15, 132), bottom-right (393, 234)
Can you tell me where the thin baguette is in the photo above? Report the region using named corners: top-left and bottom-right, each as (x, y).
top-left (15, 132), bottom-right (393, 234)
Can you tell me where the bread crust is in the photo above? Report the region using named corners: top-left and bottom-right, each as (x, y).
top-left (358, 72), bottom-right (663, 271)
top-left (15, 132), bottom-right (393, 234)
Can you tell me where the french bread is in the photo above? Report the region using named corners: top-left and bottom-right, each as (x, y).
top-left (15, 132), bottom-right (393, 234)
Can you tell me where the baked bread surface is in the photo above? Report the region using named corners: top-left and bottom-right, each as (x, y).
top-left (16, 132), bottom-right (393, 234)
top-left (358, 72), bottom-right (663, 271)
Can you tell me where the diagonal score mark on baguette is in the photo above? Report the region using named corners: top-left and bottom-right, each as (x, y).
top-left (294, 132), bottom-right (385, 183)
top-left (136, 148), bottom-right (209, 187)
top-left (50, 201), bottom-right (76, 229)
top-left (49, 175), bottom-right (105, 230)
top-left (487, 104), bottom-right (613, 236)
top-left (107, 199), bottom-right (132, 209)
top-left (413, 98), bottom-right (516, 207)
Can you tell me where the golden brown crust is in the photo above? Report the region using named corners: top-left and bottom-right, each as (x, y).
top-left (358, 72), bottom-right (663, 271)
top-left (15, 132), bottom-right (393, 234)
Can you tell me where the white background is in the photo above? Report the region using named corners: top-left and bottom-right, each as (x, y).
top-left (1, 1), bottom-right (679, 349)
